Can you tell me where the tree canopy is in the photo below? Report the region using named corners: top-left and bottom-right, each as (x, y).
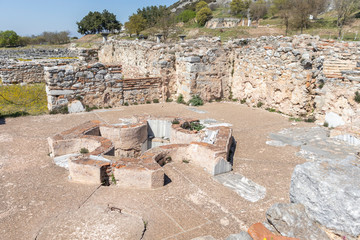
top-left (77, 10), bottom-right (122, 35)
top-left (0, 31), bottom-right (20, 47)
top-left (125, 14), bottom-right (147, 36)
top-left (230, 0), bottom-right (251, 17)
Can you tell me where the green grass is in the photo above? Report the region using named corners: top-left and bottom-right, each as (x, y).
top-left (212, 7), bottom-right (234, 18)
top-left (185, 27), bottom-right (250, 41)
top-left (0, 83), bottom-right (48, 118)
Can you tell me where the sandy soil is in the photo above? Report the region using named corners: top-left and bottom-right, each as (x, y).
top-left (0, 102), bottom-right (312, 240)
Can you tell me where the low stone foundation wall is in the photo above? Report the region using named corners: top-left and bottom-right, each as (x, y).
top-left (44, 62), bottom-right (162, 110)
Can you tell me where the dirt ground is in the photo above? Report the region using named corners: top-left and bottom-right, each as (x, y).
top-left (0, 102), bottom-right (312, 240)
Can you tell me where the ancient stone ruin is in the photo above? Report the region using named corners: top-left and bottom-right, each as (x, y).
top-left (48, 116), bottom-right (233, 189)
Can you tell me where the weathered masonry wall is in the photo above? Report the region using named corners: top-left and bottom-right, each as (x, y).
top-left (0, 59), bottom-right (78, 84)
top-left (98, 35), bottom-right (360, 124)
top-left (45, 63), bottom-right (161, 110)
top-left (0, 48), bottom-right (98, 84)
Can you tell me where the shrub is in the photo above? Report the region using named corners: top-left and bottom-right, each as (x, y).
top-left (188, 95), bottom-right (203, 106)
top-left (153, 99), bottom-right (159, 103)
top-left (355, 91), bottom-right (360, 103)
top-left (80, 148), bottom-right (89, 154)
top-left (176, 10), bottom-right (196, 23)
top-left (166, 98), bottom-right (173, 102)
top-left (177, 94), bottom-right (186, 104)
top-left (134, 102), bottom-right (138, 105)
top-left (123, 102), bottom-right (129, 106)
top-left (196, 7), bottom-right (213, 26)
top-left (85, 105), bottom-right (99, 112)
top-left (257, 102), bottom-right (263, 108)
top-left (323, 121), bottom-right (329, 127)
top-left (266, 108), bottom-right (276, 112)
top-left (304, 116), bottom-right (316, 123)
top-left (240, 98), bottom-right (246, 104)
top-left (172, 119), bottom-right (180, 124)
top-left (146, 100), bottom-right (151, 104)
top-left (180, 121), bottom-right (205, 131)
top-left (50, 105), bottom-right (68, 115)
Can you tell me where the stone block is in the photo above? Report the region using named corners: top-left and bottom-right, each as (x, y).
top-left (290, 159), bottom-right (360, 237)
top-left (226, 232), bottom-right (253, 240)
top-left (325, 112), bottom-right (345, 128)
top-left (113, 166), bottom-right (164, 189)
top-left (266, 203), bottom-right (330, 240)
top-left (68, 100), bottom-right (85, 114)
top-left (69, 158), bottom-right (109, 184)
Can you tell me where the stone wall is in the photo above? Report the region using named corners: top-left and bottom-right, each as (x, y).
top-left (0, 48), bottom-right (77, 60)
top-left (98, 35), bottom-right (360, 124)
top-left (45, 63), bottom-right (162, 110)
top-left (205, 18), bottom-right (253, 29)
top-left (0, 59), bottom-right (78, 84)
top-left (0, 48), bottom-right (98, 84)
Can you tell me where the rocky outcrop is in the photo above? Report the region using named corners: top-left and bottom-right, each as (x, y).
top-left (266, 203), bottom-right (330, 240)
top-left (290, 159), bottom-right (360, 237)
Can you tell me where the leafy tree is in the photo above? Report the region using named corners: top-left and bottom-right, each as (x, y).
top-left (335, 0), bottom-right (360, 38)
top-left (250, 0), bottom-right (268, 21)
top-left (0, 30), bottom-right (20, 47)
top-left (196, 7), bottom-right (213, 26)
top-left (137, 5), bottom-right (169, 28)
top-left (230, 0), bottom-right (251, 16)
top-left (125, 14), bottom-right (146, 36)
top-left (101, 10), bottom-right (123, 33)
top-left (77, 10), bottom-right (121, 35)
top-left (196, 1), bottom-right (209, 12)
top-left (176, 10), bottom-right (196, 23)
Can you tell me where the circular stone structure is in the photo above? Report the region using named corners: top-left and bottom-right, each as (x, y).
top-left (48, 116), bottom-right (234, 189)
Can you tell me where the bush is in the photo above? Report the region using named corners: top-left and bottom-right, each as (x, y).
top-left (196, 7), bottom-right (213, 26)
top-left (172, 119), bottom-right (180, 124)
top-left (304, 116), bottom-right (316, 123)
top-left (49, 106), bottom-right (68, 115)
top-left (188, 95), bottom-right (203, 106)
top-left (240, 98), bottom-right (246, 104)
top-left (180, 121), bottom-right (205, 131)
top-left (80, 148), bottom-right (89, 154)
top-left (153, 99), bottom-right (159, 103)
top-left (85, 105), bottom-right (99, 112)
top-left (257, 102), bottom-right (263, 108)
top-left (177, 94), bottom-right (186, 104)
top-left (166, 98), bottom-right (173, 102)
top-left (146, 100), bottom-right (151, 104)
top-left (123, 102), bottom-right (129, 106)
top-left (176, 10), bottom-right (196, 23)
top-left (355, 91), bottom-right (360, 103)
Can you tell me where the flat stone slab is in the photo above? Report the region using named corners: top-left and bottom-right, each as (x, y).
top-left (214, 173), bottom-right (266, 202)
top-left (268, 127), bottom-right (359, 162)
top-left (290, 158), bottom-right (360, 237)
top-left (188, 107), bottom-right (208, 114)
top-left (54, 153), bottom-right (80, 169)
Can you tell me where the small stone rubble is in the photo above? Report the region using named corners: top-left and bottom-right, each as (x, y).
top-left (48, 116), bottom-right (233, 189)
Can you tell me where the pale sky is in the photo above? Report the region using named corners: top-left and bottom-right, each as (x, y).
top-left (0, 0), bottom-right (178, 37)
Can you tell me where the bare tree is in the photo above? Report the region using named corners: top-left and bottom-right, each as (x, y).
top-left (334, 0), bottom-right (359, 39)
top-left (272, 0), bottom-right (293, 35)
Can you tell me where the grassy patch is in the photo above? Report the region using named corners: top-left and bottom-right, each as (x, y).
top-left (0, 83), bottom-right (48, 117)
